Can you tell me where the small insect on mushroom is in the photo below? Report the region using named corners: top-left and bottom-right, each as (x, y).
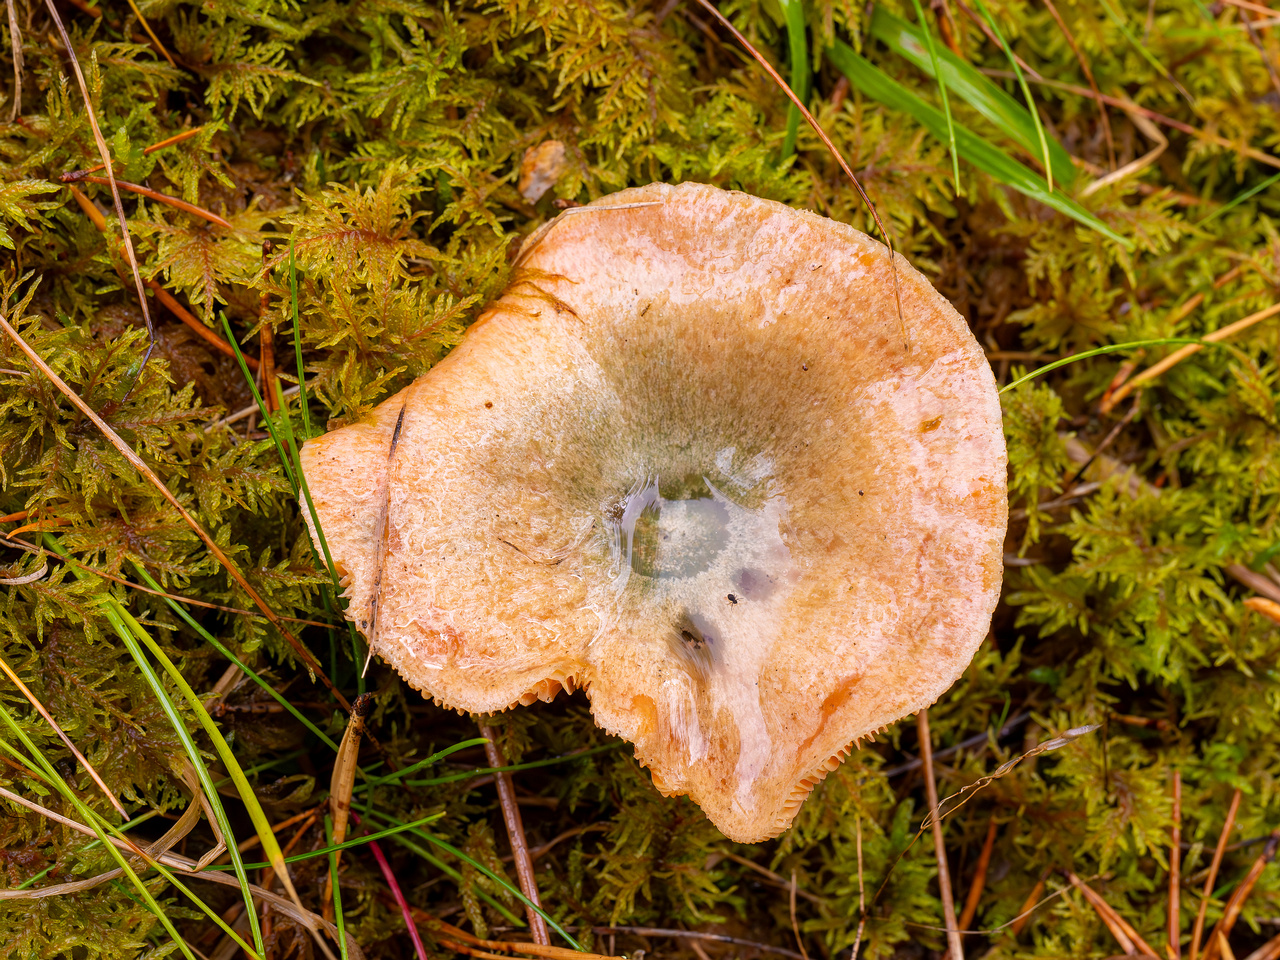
top-left (299, 182), bottom-right (1008, 843)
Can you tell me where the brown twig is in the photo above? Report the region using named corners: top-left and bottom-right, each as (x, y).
top-left (478, 722), bottom-right (550, 945)
top-left (60, 174), bottom-right (232, 229)
top-left (919, 709), bottom-right (964, 960)
top-left (852, 814), bottom-right (867, 959)
top-left (0, 312), bottom-right (346, 710)
top-left (1244, 596), bottom-right (1280, 624)
top-left (1172, 770), bottom-right (1183, 960)
top-left (1066, 870), bottom-right (1159, 956)
top-left (1191, 788), bottom-right (1243, 960)
top-left (1202, 831), bottom-right (1280, 960)
top-left (78, 127), bottom-right (206, 176)
top-left (1243, 932), bottom-right (1280, 960)
top-left (958, 817), bottom-right (998, 934)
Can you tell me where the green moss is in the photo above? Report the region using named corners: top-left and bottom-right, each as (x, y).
top-left (1, 0), bottom-right (1279, 958)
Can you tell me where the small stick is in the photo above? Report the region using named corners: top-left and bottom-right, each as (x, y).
top-left (1202, 831), bottom-right (1280, 960)
top-left (790, 868), bottom-right (810, 960)
top-left (1066, 870), bottom-right (1158, 956)
top-left (59, 174), bottom-right (231, 229)
top-left (478, 722), bottom-right (550, 945)
top-left (1171, 770), bottom-right (1182, 960)
top-left (1010, 869), bottom-right (1049, 936)
top-left (1244, 596), bottom-right (1280, 624)
top-left (852, 814), bottom-right (867, 959)
top-left (1191, 789), bottom-right (1243, 960)
top-left (1242, 931), bottom-right (1280, 960)
top-left (1039, 0), bottom-right (1114, 168)
top-left (919, 708), bottom-right (963, 960)
top-left (78, 127), bottom-right (206, 175)
top-left (957, 817), bottom-right (998, 933)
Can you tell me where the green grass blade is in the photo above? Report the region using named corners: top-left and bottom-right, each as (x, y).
top-left (968, 0), bottom-right (1054, 192)
top-left (380, 741), bottom-right (624, 790)
top-left (326, 816), bottom-right (350, 960)
top-left (0, 704), bottom-right (207, 960)
top-left (288, 236), bottom-right (312, 442)
top-left (211, 812), bottom-right (444, 870)
top-left (869, 6), bottom-right (1075, 187)
top-left (826, 41), bottom-right (1130, 248)
top-left (129, 562), bottom-right (340, 751)
top-left (378, 829), bottom-right (526, 927)
top-left (999, 338), bottom-right (1204, 394)
top-left (365, 810), bottom-right (582, 949)
top-left (779, 0), bottom-right (810, 159)
top-left (112, 602), bottom-right (307, 910)
top-left (44, 536), bottom-right (265, 956)
top-left (218, 311), bottom-right (299, 496)
top-left (1198, 171), bottom-right (1280, 225)
top-left (903, 0), bottom-right (961, 192)
top-left (360, 736), bottom-right (491, 787)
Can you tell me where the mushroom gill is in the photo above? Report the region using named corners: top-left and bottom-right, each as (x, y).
top-left (300, 181), bottom-right (1008, 843)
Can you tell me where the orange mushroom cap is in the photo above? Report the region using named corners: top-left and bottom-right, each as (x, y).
top-left (300, 182), bottom-right (1008, 842)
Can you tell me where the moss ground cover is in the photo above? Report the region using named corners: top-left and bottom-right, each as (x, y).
top-left (0, 1), bottom-right (1279, 958)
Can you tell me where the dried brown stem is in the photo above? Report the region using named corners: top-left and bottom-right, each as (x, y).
top-left (919, 709), bottom-right (964, 960)
top-left (79, 127), bottom-right (206, 176)
top-left (1228, 565), bottom-right (1280, 605)
top-left (1066, 870), bottom-right (1158, 956)
top-left (1243, 932), bottom-right (1280, 960)
top-left (958, 817), bottom-right (998, 933)
top-left (1202, 831), bottom-right (1280, 960)
top-left (790, 868), bottom-right (810, 960)
top-left (478, 722), bottom-right (550, 945)
top-left (62, 175), bottom-right (232, 229)
top-left (1191, 788), bottom-right (1242, 960)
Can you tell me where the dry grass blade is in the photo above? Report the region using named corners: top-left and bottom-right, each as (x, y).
top-left (918, 709), bottom-right (963, 960)
top-left (1040, 0), bottom-right (1113, 166)
top-left (1101, 302), bottom-right (1280, 412)
top-left (0, 653), bottom-right (126, 816)
top-left (1066, 870), bottom-right (1158, 956)
top-left (479, 721), bottom-right (551, 945)
top-left (42, 0), bottom-right (156, 372)
top-left (1191, 788), bottom-right (1243, 960)
top-left (323, 693), bottom-right (371, 920)
top-left (0, 310), bottom-right (347, 709)
top-left (1243, 932), bottom-right (1280, 960)
top-left (1202, 831), bottom-right (1280, 960)
top-left (123, 0), bottom-right (176, 66)
top-left (690, 0), bottom-right (908, 349)
top-left (1228, 566), bottom-right (1280, 605)
top-left (958, 817), bottom-right (998, 933)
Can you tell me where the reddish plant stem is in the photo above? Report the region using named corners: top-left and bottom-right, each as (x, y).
top-left (1171, 770), bottom-right (1182, 960)
top-left (1191, 789), bottom-right (1243, 960)
top-left (958, 817), bottom-right (998, 933)
top-left (479, 722), bottom-right (550, 945)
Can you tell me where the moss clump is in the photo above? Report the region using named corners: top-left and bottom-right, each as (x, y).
top-left (0, 1), bottom-right (1278, 958)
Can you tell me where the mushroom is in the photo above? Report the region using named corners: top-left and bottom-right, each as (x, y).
top-left (300, 182), bottom-right (1007, 843)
